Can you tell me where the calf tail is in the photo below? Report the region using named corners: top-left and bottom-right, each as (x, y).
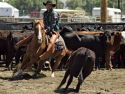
top-left (78, 49), bottom-right (92, 83)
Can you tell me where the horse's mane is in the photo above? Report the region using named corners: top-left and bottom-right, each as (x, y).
top-left (34, 20), bottom-right (44, 29)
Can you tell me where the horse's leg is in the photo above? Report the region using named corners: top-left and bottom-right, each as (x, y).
top-left (32, 60), bottom-right (45, 77)
top-left (21, 56), bottom-right (39, 70)
top-left (39, 43), bottom-right (54, 60)
top-left (15, 54), bottom-right (39, 78)
top-left (13, 54), bottom-right (30, 77)
top-left (51, 54), bottom-right (64, 77)
top-left (13, 56), bottom-right (39, 79)
top-left (57, 69), bottom-right (70, 90)
top-left (18, 54), bottom-right (30, 70)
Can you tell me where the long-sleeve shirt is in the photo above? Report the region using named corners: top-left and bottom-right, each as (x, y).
top-left (43, 8), bottom-right (59, 32)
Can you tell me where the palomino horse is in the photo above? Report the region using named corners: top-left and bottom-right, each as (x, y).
top-left (12, 20), bottom-right (67, 79)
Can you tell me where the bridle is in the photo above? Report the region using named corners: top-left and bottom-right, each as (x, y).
top-left (34, 22), bottom-right (45, 44)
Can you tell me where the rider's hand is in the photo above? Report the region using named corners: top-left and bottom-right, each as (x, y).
top-left (46, 27), bottom-right (50, 32)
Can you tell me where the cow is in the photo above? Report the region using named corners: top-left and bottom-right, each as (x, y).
top-left (77, 30), bottom-right (125, 69)
top-left (6, 30), bottom-right (33, 70)
top-left (60, 26), bottom-right (113, 70)
top-left (105, 32), bottom-right (125, 69)
top-left (114, 44), bottom-right (125, 68)
top-left (77, 25), bottom-right (103, 31)
top-left (0, 30), bottom-right (10, 66)
top-left (57, 47), bottom-right (95, 93)
top-left (111, 48), bottom-right (123, 68)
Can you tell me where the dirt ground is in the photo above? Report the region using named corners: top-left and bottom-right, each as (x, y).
top-left (0, 64), bottom-right (125, 94)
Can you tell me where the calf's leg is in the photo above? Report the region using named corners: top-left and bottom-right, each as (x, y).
top-left (57, 69), bottom-right (70, 89)
top-left (105, 52), bottom-right (112, 69)
top-left (32, 60), bottom-right (45, 77)
top-left (63, 73), bottom-right (73, 92)
top-left (76, 60), bottom-right (94, 93)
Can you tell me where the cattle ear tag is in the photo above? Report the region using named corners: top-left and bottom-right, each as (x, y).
top-left (111, 32), bottom-right (114, 36)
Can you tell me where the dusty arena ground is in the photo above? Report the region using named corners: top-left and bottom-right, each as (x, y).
top-left (0, 64), bottom-right (125, 94)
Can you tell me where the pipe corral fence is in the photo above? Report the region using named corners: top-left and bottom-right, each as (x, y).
top-left (0, 21), bottom-right (125, 31)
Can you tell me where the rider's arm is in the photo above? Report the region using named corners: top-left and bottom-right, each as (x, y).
top-left (49, 12), bottom-right (58, 32)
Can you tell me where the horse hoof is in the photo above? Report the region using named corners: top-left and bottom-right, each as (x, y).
top-left (10, 76), bottom-right (21, 81)
top-left (51, 73), bottom-right (54, 77)
top-left (32, 73), bottom-right (37, 78)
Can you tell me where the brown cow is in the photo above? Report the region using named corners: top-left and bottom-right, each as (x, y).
top-left (57, 47), bottom-right (95, 93)
top-left (105, 31), bottom-right (125, 69)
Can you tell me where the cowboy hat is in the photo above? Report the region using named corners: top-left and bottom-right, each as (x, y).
top-left (43, 0), bottom-right (56, 7)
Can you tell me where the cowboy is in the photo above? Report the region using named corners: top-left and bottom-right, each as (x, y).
top-left (16, 0), bottom-right (59, 60)
top-left (39, 0), bottom-right (60, 60)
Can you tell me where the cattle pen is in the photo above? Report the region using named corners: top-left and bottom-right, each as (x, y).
top-left (0, 21), bottom-right (125, 64)
top-left (0, 21), bottom-right (125, 94)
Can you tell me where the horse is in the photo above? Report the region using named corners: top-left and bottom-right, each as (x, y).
top-left (57, 47), bottom-right (95, 93)
top-left (11, 20), bottom-right (67, 79)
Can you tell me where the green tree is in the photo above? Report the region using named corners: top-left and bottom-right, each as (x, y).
top-left (1, 0), bottom-right (124, 16)
top-left (8, 0), bottom-right (63, 16)
top-left (66, 0), bottom-right (125, 16)
top-left (66, 0), bottom-right (86, 10)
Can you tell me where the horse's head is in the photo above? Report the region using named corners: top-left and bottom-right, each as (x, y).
top-left (34, 20), bottom-right (45, 44)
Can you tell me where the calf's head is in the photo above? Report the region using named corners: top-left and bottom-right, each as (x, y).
top-left (101, 31), bottom-right (114, 44)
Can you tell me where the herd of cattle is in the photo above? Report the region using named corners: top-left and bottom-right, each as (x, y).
top-left (61, 26), bottom-right (125, 69)
top-left (0, 21), bottom-right (125, 92)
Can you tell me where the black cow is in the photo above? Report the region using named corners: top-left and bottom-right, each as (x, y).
top-left (60, 26), bottom-right (113, 70)
top-left (57, 47), bottom-right (95, 93)
top-left (6, 30), bottom-right (33, 70)
top-left (0, 30), bottom-right (10, 65)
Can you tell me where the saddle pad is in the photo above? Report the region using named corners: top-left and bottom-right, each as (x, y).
top-left (55, 41), bottom-right (65, 51)
top-left (46, 35), bottom-right (65, 51)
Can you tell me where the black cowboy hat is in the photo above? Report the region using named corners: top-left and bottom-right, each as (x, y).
top-left (43, 0), bottom-right (56, 7)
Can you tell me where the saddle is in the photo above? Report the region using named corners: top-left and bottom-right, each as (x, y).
top-left (46, 34), bottom-right (65, 51)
